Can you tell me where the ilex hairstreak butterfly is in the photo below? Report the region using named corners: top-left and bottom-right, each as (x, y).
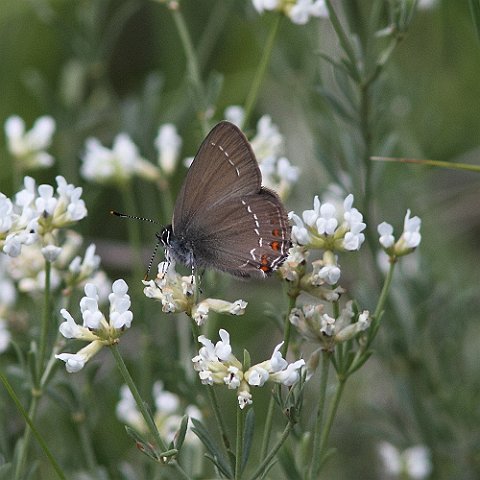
top-left (114, 121), bottom-right (291, 278)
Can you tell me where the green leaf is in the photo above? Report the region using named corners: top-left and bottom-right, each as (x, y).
top-left (317, 88), bottom-right (356, 124)
top-left (469, 0), bottom-right (480, 43)
top-left (124, 426), bottom-right (159, 462)
top-left (191, 418), bottom-right (233, 477)
top-left (277, 446), bottom-right (302, 480)
top-left (174, 414), bottom-right (189, 451)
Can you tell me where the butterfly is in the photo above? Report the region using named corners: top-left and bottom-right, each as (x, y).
top-left (114, 121), bottom-right (291, 278)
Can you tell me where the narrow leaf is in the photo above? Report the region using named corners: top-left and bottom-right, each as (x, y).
top-left (191, 418), bottom-right (233, 477)
top-left (277, 446), bottom-right (302, 480)
top-left (174, 415), bottom-right (189, 451)
top-left (469, 0), bottom-right (480, 43)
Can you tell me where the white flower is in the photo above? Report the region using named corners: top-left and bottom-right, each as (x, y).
top-left (252, 0), bottom-right (279, 13)
top-left (224, 105), bottom-right (245, 126)
top-left (288, 0), bottom-right (328, 25)
top-left (4, 115), bottom-right (55, 169)
top-left (81, 134), bottom-right (158, 184)
top-left (290, 194), bottom-right (365, 252)
top-left (378, 222), bottom-right (395, 248)
top-left (378, 210), bottom-right (421, 257)
top-left (193, 330), bottom-right (304, 408)
top-left (290, 303), bottom-right (370, 346)
top-left (155, 124), bottom-right (182, 175)
top-left (378, 442), bottom-right (432, 480)
top-left (56, 341), bottom-right (103, 373)
top-left (289, 212), bottom-right (312, 245)
top-left (0, 194), bottom-right (14, 234)
top-left (253, 0), bottom-right (328, 24)
top-left (251, 115), bottom-right (284, 162)
top-left (144, 263), bottom-right (247, 324)
top-left (56, 279), bottom-right (133, 372)
top-left (68, 243), bottom-right (101, 278)
top-left (41, 245), bottom-right (62, 262)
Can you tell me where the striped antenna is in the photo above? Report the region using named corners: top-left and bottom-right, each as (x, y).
top-left (110, 210), bottom-right (160, 225)
top-left (111, 210), bottom-right (163, 279)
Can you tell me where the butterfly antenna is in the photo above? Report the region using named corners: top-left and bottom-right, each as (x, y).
top-left (144, 239), bottom-right (161, 280)
top-left (110, 210), bottom-right (160, 225)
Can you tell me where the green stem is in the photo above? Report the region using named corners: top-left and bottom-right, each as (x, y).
top-left (15, 259), bottom-right (52, 478)
top-left (241, 13), bottom-right (282, 130)
top-left (235, 407), bottom-right (244, 480)
top-left (38, 259), bottom-right (52, 374)
top-left (261, 293), bottom-right (297, 458)
top-left (259, 398), bottom-right (275, 460)
top-left (317, 378), bottom-right (346, 465)
top-left (365, 258), bottom-right (397, 348)
top-left (247, 420), bottom-right (295, 480)
top-left (309, 349), bottom-right (331, 479)
top-left (110, 344), bottom-right (166, 451)
top-left (0, 372), bottom-right (66, 480)
top-left (14, 396), bottom-right (38, 480)
top-left (111, 345), bottom-right (192, 479)
top-left (77, 416), bottom-right (98, 473)
top-left (170, 2), bottom-right (210, 134)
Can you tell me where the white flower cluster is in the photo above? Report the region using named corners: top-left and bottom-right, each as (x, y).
top-left (143, 263), bottom-right (247, 325)
top-left (81, 123), bottom-right (182, 185)
top-left (224, 107), bottom-right (299, 200)
top-left (290, 194), bottom-right (366, 252)
top-left (0, 176), bottom-right (87, 258)
top-left (4, 115), bottom-right (56, 170)
top-left (290, 301), bottom-right (370, 349)
top-left (252, 0), bottom-right (328, 25)
top-left (378, 209), bottom-right (421, 258)
top-left (117, 381), bottom-right (202, 445)
top-left (56, 279), bottom-right (133, 373)
top-left (378, 442), bottom-right (432, 480)
top-left (192, 329), bottom-right (305, 409)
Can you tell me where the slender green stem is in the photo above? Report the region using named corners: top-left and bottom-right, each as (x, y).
top-left (247, 420), bottom-right (295, 480)
top-left (309, 349), bottom-right (331, 479)
top-left (261, 293), bottom-right (297, 458)
top-left (111, 344), bottom-right (192, 479)
top-left (235, 407), bottom-right (244, 480)
top-left (0, 372), bottom-right (66, 480)
top-left (110, 343), bottom-right (166, 451)
top-left (259, 396), bottom-right (275, 460)
top-left (280, 294), bottom-right (296, 357)
top-left (77, 415), bottom-right (98, 473)
top-left (170, 2), bottom-right (210, 134)
top-left (241, 13), bottom-right (282, 130)
top-left (15, 259), bottom-right (52, 478)
top-left (317, 378), bottom-right (346, 465)
top-left (38, 259), bottom-right (52, 375)
top-left (14, 396), bottom-right (38, 480)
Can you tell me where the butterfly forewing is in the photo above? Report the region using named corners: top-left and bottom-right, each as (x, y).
top-left (173, 121), bottom-right (261, 234)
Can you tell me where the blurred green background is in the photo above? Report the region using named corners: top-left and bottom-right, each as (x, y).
top-left (2, 0), bottom-right (480, 478)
